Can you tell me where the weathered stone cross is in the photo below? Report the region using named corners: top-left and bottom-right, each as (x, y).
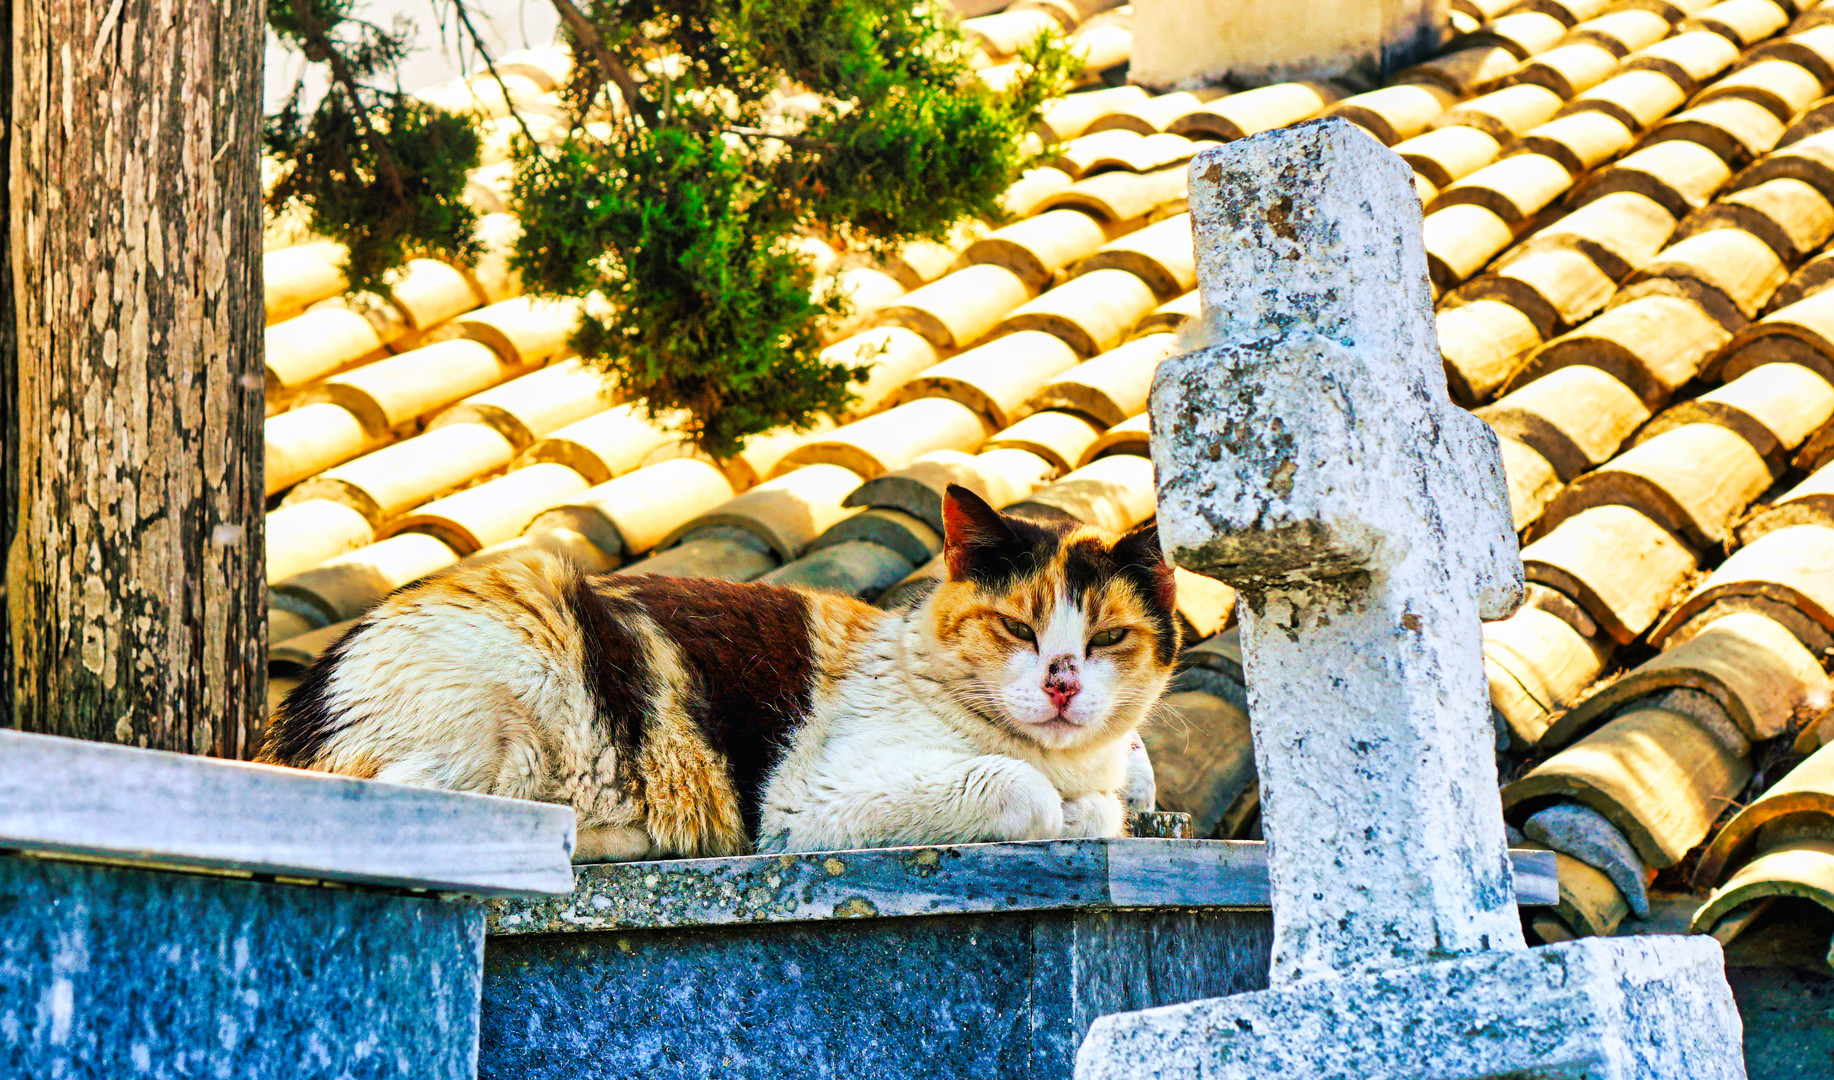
top-left (1076, 118), bottom-right (1746, 1079)
top-left (1157, 112), bottom-right (1528, 987)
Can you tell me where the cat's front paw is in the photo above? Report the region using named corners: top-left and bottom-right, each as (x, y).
top-left (1060, 792), bottom-right (1125, 839)
top-left (975, 757), bottom-right (1065, 842)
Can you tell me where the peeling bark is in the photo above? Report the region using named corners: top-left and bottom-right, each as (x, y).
top-left (5, 0), bottom-right (267, 756)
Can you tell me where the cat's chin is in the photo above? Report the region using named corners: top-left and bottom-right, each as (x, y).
top-left (1006, 711), bottom-right (1115, 751)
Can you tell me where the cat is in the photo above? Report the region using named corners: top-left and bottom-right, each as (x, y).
top-left (259, 484), bottom-right (1180, 862)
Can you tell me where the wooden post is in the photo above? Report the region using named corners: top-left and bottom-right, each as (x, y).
top-left (2, 0), bottom-right (268, 756)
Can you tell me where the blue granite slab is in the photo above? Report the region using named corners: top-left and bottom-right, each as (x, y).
top-left (487, 837), bottom-right (1559, 935)
top-left (0, 854), bottom-right (484, 1079)
top-left (480, 907), bottom-right (1275, 1080)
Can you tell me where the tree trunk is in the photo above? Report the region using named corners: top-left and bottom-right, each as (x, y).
top-left (3, 0), bottom-right (268, 756)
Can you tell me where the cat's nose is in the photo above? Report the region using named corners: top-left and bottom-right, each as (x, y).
top-left (1044, 655), bottom-right (1081, 711)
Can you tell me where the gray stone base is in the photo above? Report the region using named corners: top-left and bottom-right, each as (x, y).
top-left (0, 854), bottom-right (485, 1079)
top-left (481, 908), bottom-right (1274, 1080)
top-left (1076, 935), bottom-right (1748, 1080)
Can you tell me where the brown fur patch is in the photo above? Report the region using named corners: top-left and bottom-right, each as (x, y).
top-left (614, 576), bottom-right (825, 836)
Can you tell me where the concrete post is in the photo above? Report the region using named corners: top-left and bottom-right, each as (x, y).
top-left (1075, 119), bottom-right (1749, 1080)
top-left (1131, 0), bottom-right (1450, 92)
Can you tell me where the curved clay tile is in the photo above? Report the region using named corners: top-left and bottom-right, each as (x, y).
top-left (429, 359), bottom-right (619, 451)
top-left (962, 209), bottom-right (1110, 292)
top-left (844, 448), bottom-right (1055, 535)
top-left (265, 499), bottom-right (375, 585)
top-left (285, 422), bottom-right (518, 528)
top-left (1499, 190), bottom-right (1676, 280)
top-left (1003, 451), bottom-right (1155, 532)
top-left (1166, 82), bottom-right (1342, 141)
top-left (1439, 297), bottom-right (1548, 404)
top-left (1395, 125), bottom-right (1504, 188)
top-left (1066, 213), bottom-right (1196, 300)
top-left (1644, 97), bottom-right (1787, 164)
top-left (658, 462), bottom-right (863, 563)
top-left (1635, 359), bottom-right (1834, 465)
top-left (529, 458), bottom-right (736, 562)
top-left (1517, 110), bottom-right (1638, 172)
top-left (1621, 29), bottom-right (1742, 94)
top-left (265, 306), bottom-right (387, 401)
top-left (1695, 744), bottom-right (1834, 889)
top-left (269, 532), bottom-right (461, 635)
top-left (264, 403), bottom-right (383, 497)
top-left (1509, 292), bottom-right (1731, 406)
top-left (1027, 333), bottom-right (1178, 427)
top-left (1681, 0), bottom-right (1792, 47)
top-left (384, 462), bottom-right (590, 556)
top-left (1521, 503), bottom-right (1700, 642)
top-left (775, 397), bottom-right (990, 480)
top-left (1484, 605), bottom-right (1613, 748)
top-left (1565, 8), bottom-right (1674, 57)
top-left (1077, 412), bottom-right (1151, 467)
top-left (1494, 430), bottom-right (1565, 528)
top-left (1502, 701), bottom-right (1753, 866)
top-left (299, 338), bottom-right (529, 436)
top-left (1498, 41), bottom-right (1622, 98)
top-left (994, 268), bottom-right (1160, 357)
top-left (984, 410), bottom-right (1104, 473)
top-left (1561, 67), bottom-right (1691, 129)
top-left (1534, 421), bottom-right (1775, 546)
top-left (825, 326), bottom-right (940, 419)
top-left (519, 404), bottom-right (685, 486)
top-left (865, 263), bottom-right (1032, 349)
top-left (1466, 11), bottom-right (1573, 59)
top-left (1695, 57), bottom-right (1824, 120)
top-left (1676, 176), bottom-right (1834, 260)
top-left (1478, 363), bottom-right (1653, 480)
top-left (1549, 611), bottom-right (1828, 750)
top-left (1322, 83), bottom-right (1459, 145)
top-left (1431, 152), bottom-right (1577, 222)
top-left (806, 506), bottom-right (942, 571)
top-left (1651, 522), bottom-right (1834, 648)
top-left (888, 330), bottom-right (1082, 429)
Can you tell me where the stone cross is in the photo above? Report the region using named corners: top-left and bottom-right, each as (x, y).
top-left (1075, 117), bottom-right (1746, 1080)
top-left (1153, 117), bottom-right (1525, 986)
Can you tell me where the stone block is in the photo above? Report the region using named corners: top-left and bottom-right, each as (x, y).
top-left (1077, 935), bottom-right (1747, 1080)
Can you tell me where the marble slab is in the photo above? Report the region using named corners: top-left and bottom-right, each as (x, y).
top-left (0, 728), bottom-right (574, 897)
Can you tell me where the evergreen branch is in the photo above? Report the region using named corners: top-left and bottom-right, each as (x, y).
top-left (545, 0), bottom-right (660, 129)
top-left (720, 126), bottom-right (838, 153)
top-left (442, 0), bottom-right (549, 167)
top-left (288, 4), bottom-right (406, 198)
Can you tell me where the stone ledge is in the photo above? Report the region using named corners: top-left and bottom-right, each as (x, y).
top-left (488, 839), bottom-right (1559, 935)
top-left (0, 729), bottom-right (575, 897)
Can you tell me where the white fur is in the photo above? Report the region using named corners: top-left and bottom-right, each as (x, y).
top-left (755, 594), bottom-right (1146, 853)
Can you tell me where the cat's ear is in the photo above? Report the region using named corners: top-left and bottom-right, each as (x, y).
top-left (1113, 519), bottom-right (1178, 612)
top-left (942, 484), bottom-right (1016, 581)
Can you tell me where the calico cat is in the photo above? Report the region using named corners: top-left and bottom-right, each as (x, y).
top-left (259, 484), bottom-right (1180, 862)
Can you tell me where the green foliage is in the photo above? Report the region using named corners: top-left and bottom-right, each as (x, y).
top-left (266, 0), bottom-right (1077, 458)
top-left (265, 0), bottom-right (482, 292)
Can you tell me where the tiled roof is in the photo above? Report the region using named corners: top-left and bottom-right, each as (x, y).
top-left (259, 0), bottom-right (1834, 962)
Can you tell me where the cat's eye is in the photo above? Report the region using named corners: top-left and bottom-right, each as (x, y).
top-left (1088, 627), bottom-right (1128, 648)
top-left (1001, 617), bottom-right (1036, 642)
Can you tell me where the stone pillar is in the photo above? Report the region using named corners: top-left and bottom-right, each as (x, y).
top-left (1131, 0), bottom-right (1449, 92)
top-left (1075, 118), bottom-right (1749, 1080)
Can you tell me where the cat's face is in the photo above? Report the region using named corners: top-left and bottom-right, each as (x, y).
top-left (927, 484), bottom-right (1180, 751)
